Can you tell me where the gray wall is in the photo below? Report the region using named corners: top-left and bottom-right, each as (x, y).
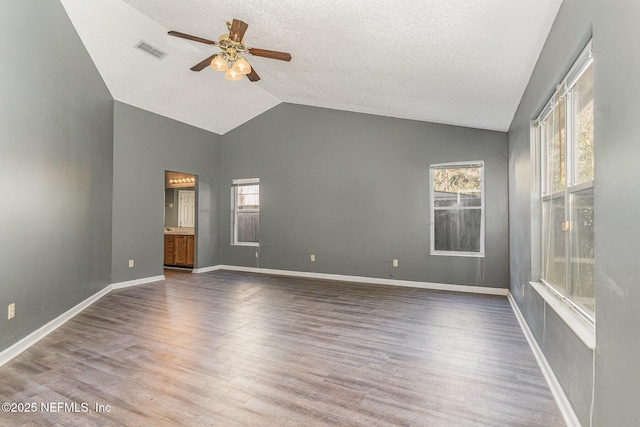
top-left (112, 102), bottom-right (221, 283)
top-left (592, 1), bottom-right (640, 425)
top-left (507, 2), bottom-right (595, 424)
top-left (164, 188), bottom-right (179, 227)
top-left (221, 104), bottom-right (509, 288)
top-left (0, 1), bottom-right (113, 349)
top-left (508, 0), bottom-right (640, 425)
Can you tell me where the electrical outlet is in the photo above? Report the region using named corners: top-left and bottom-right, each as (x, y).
top-left (393, 259), bottom-right (399, 267)
top-left (310, 254), bottom-right (316, 262)
top-left (8, 303), bottom-right (15, 320)
top-left (128, 259), bottom-right (134, 268)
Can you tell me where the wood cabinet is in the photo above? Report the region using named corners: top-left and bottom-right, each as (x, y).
top-left (164, 235), bottom-right (175, 265)
top-left (164, 234), bottom-right (194, 267)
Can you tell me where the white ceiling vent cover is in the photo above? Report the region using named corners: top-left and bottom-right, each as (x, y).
top-left (134, 40), bottom-right (167, 59)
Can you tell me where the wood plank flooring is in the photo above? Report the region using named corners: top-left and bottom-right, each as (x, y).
top-left (0, 270), bottom-right (564, 426)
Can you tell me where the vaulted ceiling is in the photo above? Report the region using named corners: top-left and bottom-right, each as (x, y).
top-left (60, 0), bottom-right (562, 135)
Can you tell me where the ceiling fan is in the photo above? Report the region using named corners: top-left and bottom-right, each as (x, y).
top-left (168, 19), bottom-right (292, 82)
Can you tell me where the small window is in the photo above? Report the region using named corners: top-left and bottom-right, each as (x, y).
top-left (231, 178), bottom-right (260, 246)
top-left (430, 161), bottom-right (484, 257)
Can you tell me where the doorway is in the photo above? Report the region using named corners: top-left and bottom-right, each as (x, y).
top-left (164, 171), bottom-right (197, 269)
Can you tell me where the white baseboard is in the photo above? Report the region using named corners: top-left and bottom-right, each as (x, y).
top-left (111, 275), bottom-right (165, 289)
top-left (0, 285), bottom-right (112, 368)
top-left (191, 265), bottom-right (225, 274)
top-left (213, 265), bottom-right (509, 296)
top-left (507, 292), bottom-right (582, 427)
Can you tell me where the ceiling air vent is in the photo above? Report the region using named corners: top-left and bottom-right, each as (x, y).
top-left (134, 40), bottom-right (167, 60)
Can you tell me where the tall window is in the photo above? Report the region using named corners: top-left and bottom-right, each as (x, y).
top-left (536, 41), bottom-right (594, 321)
top-left (430, 161), bottom-right (484, 257)
top-left (231, 178), bottom-right (260, 246)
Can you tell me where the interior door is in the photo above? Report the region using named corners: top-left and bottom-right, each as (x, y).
top-left (178, 190), bottom-right (196, 227)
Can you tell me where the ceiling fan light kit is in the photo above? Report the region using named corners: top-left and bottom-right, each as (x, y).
top-left (168, 19), bottom-right (292, 83)
top-left (210, 55), bottom-right (228, 72)
top-left (224, 66), bottom-right (244, 81)
top-left (234, 57), bottom-right (252, 74)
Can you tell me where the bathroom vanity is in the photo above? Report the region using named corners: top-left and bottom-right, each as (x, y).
top-left (164, 227), bottom-right (194, 267)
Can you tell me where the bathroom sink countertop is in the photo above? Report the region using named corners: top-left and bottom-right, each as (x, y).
top-left (164, 227), bottom-right (195, 235)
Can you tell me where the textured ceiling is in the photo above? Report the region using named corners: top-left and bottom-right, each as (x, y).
top-left (60, 0), bottom-right (562, 135)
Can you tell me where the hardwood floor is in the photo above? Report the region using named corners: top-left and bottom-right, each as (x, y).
top-left (0, 270), bottom-right (564, 426)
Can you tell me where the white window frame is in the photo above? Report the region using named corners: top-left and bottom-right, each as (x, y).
top-left (231, 178), bottom-right (260, 247)
top-left (429, 161), bottom-right (485, 257)
top-left (534, 40), bottom-right (594, 325)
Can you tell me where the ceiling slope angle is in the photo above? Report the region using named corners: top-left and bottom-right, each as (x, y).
top-left (59, 0), bottom-right (281, 135)
top-left (62, 0), bottom-right (563, 134)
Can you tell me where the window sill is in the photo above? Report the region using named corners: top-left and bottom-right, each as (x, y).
top-left (529, 281), bottom-right (595, 349)
top-left (431, 251), bottom-right (484, 258)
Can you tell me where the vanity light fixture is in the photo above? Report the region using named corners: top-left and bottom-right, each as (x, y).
top-left (169, 177), bottom-right (196, 185)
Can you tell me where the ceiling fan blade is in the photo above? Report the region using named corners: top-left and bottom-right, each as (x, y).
top-left (168, 31), bottom-right (217, 45)
top-left (247, 48), bottom-right (292, 62)
top-left (247, 68), bottom-right (260, 82)
top-left (229, 19), bottom-right (249, 43)
top-left (190, 54), bottom-right (217, 72)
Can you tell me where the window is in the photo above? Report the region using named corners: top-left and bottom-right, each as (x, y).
top-left (231, 178), bottom-right (260, 246)
top-left (430, 161), bottom-right (484, 257)
top-left (535, 41), bottom-right (594, 321)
